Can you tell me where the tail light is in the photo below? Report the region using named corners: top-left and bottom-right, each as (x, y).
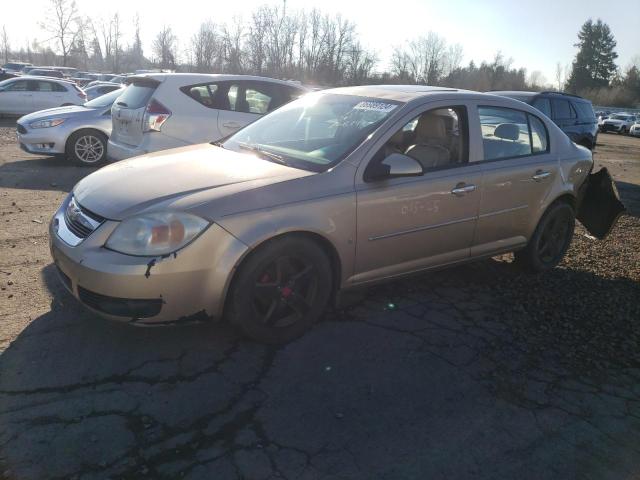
top-left (144, 99), bottom-right (172, 132)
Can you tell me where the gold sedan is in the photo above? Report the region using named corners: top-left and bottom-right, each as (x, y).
top-left (49, 86), bottom-right (624, 343)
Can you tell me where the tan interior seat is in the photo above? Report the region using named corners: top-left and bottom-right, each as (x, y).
top-left (405, 114), bottom-right (451, 169)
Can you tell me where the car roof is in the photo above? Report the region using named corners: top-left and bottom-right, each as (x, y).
top-left (320, 84), bottom-right (493, 102)
top-left (129, 73), bottom-right (308, 89)
top-left (17, 75), bottom-right (76, 85)
top-left (492, 90), bottom-right (590, 102)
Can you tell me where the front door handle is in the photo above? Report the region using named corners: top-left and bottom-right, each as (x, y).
top-left (223, 121), bottom-right (241, 129)
top-left (532, 170), bottom-right (551, 182)
top-left (451, 183), bottom-right (476, 196)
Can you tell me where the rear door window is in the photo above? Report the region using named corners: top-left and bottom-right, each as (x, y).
top-left (116, 82), bottom-right (157, 109)
top-left (552, 99), bottom-right (574, 120)
top-left (181, 83), bottom-right (219, 108)
top-left (36, 81), bottom-right (54, 92)
top-left (532, 97), bottom-right (551, 117)
top-left (479, 106), bottom-right (532, 160)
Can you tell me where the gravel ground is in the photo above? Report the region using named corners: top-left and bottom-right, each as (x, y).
top-left (1, 120), bottom-right (640, 479)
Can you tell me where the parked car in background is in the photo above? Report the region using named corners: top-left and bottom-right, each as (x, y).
top-left (29, 69), bottom-right (65, 78)
top-left (0, 69), bottom-right (18, 82)
top-left (1, 61), bottom-right (32, 73)
top-left (86, 75), bottom-right (126, 88)
top-left (51, 86), bottom-right (623, 343)
top-left (629, 121), bottom-right (640, 138)
top-left (601, 113), bottom-right (637, 134)
top-left (108, 73), bottom-right (308, 160)
top-left (491, 91), bottom-right (598, 149)
top-left (16, 87), bottom-right (121, 165)
top-left (51, 66), bottom-right (78, 78)
top-left (0, 77), bottom-right (86, 115)
top-left (21, 66), bottom-right (39, 75)
top-left (84, 82), bottom-right (124, 101)
top-left (597, 114), bottom-right (609, 131)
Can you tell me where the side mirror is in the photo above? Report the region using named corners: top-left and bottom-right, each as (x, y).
top-left (366, 153), bottom-right (423, 181)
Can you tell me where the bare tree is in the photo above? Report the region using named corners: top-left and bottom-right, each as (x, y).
top-left (528, 70), bottom-right (546, 89)
top-left (40, 0), bottom-right (79, 66)
top-left (111, 13), bottom-right (122, 72)
top-left (221, 17), bottom-right (245, 73)
top-left (555, 62), bottom-right (564, 91)
top-left (1, 26), bottom-right (9, 64)
top-left (191, 21), bottom-right (219, 73)
top-left (152, 26), bottom-right (177, 69)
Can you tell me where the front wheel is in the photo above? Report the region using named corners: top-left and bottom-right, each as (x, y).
top-left (227, 236), bottom-right (333, 344)
top-left (515, 202), bottom-right (575, 273)
top-left (66, 130), bottom-right (108, 166)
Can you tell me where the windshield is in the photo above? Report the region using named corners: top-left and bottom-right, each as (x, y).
top-left (611, 114), bottom-right (631, 120)
top-left (84, 88), bottom-right (124, 108)
top-left (222, 93), bottom-right (402, 172)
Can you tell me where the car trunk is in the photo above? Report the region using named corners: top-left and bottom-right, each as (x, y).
top-left (110, 77), bottom-right (160, 147)
top-left (577, 167), bottom-right (626, 239)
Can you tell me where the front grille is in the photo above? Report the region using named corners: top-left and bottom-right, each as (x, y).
top-left (78, 286), bottom-right (163, 318)
top-left (63, 200), bottom-right (105, 239)
top-left (16, 124), bottom-right (27, 134)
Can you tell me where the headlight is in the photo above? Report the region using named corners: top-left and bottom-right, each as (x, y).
top-left (105, 212), bottom-right (209, 256)
top-left (29, 118), bottom-right (66, 129)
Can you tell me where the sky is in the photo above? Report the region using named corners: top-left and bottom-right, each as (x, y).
top-left (2, 0), bottom-right (639, 84)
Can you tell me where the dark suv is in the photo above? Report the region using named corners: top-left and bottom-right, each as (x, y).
top-left (491, 91), bottom-right (598, 150)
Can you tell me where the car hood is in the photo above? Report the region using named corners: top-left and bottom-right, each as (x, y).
top-left (73, 143), bottom-right (315, 220)
top-left (18, 105), bottom-right (92, 123)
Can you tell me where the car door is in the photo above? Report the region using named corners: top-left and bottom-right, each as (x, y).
top-left (473, 105), bottom-right (559, 256)
top-left (0, 80), bottom-right (33, 114)
top-left (353, 103), bottom-right (483, 284)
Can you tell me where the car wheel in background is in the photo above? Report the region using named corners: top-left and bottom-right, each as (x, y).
top-left (227, 235), bottom-right (333, 344)
top-left (515, 202), bottom-right (575, 273)
top-left (66, 130), bottom-right (108, 167)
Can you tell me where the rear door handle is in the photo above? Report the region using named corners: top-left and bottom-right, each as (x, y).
top-left (223, 122), bottom-right (241, 128)
top-left (532, 170), bottom-right (551, 182)
top-left (450, 183), bottom-right (476, 196)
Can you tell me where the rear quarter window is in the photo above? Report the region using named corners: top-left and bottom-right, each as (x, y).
top-left (117, 82), bottom-right (157, 109)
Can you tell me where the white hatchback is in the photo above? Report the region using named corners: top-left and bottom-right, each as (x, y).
top-left (108, 74), bottom-right (308, 161)
top-left (0, 76), bottom-right (86, 115)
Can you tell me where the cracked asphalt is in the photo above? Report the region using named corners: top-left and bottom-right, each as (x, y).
top-left (1, 121), bottom-right (640, 479)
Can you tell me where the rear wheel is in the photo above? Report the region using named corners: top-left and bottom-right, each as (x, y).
top-left (227, 236), bottom-right (333, 344)
top-left (515, 202), bottom-right (575, 273)
top-left (66, 130), bottom-right (108, 166)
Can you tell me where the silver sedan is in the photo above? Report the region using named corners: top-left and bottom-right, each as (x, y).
top-left (17, 88), bottom-right (122, 166)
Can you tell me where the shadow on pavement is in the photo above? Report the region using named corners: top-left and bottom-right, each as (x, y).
top-left (1, 260), bottom-right (639, 479)
top-left (0, 157), bottom-right (99, 193)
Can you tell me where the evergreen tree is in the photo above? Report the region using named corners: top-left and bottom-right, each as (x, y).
top-left (567, 19), bottom-right (618, 92)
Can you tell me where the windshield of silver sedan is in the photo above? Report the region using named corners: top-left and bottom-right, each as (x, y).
top-left (222, 93), bottom-right (402, 171)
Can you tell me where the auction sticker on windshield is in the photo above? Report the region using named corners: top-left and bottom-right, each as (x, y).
top-left (353, 101), bottom-right (397, 113)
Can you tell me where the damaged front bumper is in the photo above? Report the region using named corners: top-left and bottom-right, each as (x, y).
top-left (577, 167), bottom-right (626, 239)
top-left (49, 211), bottom-right (248, 325)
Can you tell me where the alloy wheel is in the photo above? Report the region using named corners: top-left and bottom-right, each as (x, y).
top-left (537, 209), bottom-right (572, 264)
top-left (74, 135), bottom-right (104, 164)
top-left (252, 255), bottom-right (318, 328)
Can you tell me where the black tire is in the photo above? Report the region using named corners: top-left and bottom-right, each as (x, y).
top-left (66, 130), bottom-right (108, 167)
top-left (514, 202), bottom-right (575, 273)
top-left (227, 236), bottom-right (333, 344)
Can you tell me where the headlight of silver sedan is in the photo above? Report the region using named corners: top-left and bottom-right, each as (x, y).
top-left (29, 118), bottom-right (66, 129)
top-left (105, 212), bottom-right (209, 256)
